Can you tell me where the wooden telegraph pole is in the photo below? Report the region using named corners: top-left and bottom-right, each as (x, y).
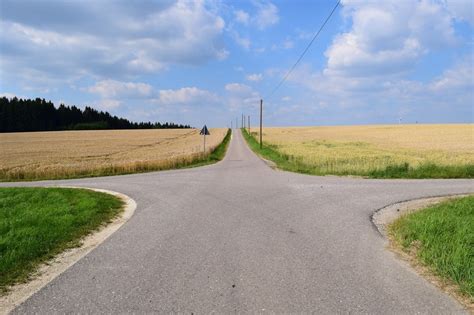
top-left (248, 115), bottom-right (250, 134)
top-left (259, 99), bottom-right (263, 149)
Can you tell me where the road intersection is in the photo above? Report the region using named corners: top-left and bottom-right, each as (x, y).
top-left (3, 129), bottom-right (473, 313)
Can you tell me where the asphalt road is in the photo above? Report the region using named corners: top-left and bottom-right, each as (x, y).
top-left (3, 129), bottom-right (473, 314)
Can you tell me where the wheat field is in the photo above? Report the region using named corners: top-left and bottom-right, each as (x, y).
top-left (252, 124), bottom-right (473, 177)
top-left (0, 128), bottom-right (227, 181)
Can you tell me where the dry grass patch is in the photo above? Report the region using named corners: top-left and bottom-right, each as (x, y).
top-left (0, 129), bottom-right (227, 181)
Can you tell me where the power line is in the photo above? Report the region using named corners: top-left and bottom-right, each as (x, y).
top-left (266, 0), bottom-right (341, 99)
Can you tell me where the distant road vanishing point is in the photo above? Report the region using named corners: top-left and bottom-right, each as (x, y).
top-left (3, 129), bottom-right (473, 313)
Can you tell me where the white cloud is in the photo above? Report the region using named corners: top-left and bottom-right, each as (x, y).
top-left (234, 10), bottom-right (250, 25)
top-left (446, 0), bottom-right (474, 25)
top-left (228, 1), bottom-right (279, 51)
top-left (157, 87), bottom-right (218, 105)
top-left (1, 92), bottom-right (27, 99)
top-left (271, 37), bottom-right (294, 51)
top-left (225, 83), bottom-right (253, 94)
top-left (87, 80), bottom-right (153, 98)
top-left (246, 73), bottom-right (263, 81)
top-left (231, 0), bottom-right (279, 31)
top-left (96, 99), bottom-right (122, 110)
top-left (254, 1), bottom-right (279, 30)
top-left (1, 0), bottom-right (227, 83)
top-left (286, 53), bottom-right (473, 123)
top-left (231, 31), bottom-right (251, 50)
top-left (282, 39), bottom-right (294, 49)
top-left (429, 57), bottom-right (474, 91)
top-left (326, 0), bottom-right (456, 77)
top-left (224, 82), bottom-right (261, 111)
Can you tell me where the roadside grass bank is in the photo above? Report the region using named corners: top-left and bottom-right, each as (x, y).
top-left (184, 128), bottom-right (232, 168)
top-left (0, 129), bottom-right (231, 182)
top-left (241, 128), bottom-right (473, 178)
top-left (0, 187), bottom-right (124, 293)
top-left (389, 195), bottom-right (474, 300)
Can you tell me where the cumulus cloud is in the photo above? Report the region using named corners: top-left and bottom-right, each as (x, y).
top-left (225, 83), bottom-right (253, 94)
top-left (325, 0), bottom-right (456, 77)
top-left (278, 0), bottom-right (473, 124)
top-left (95, 99), bottom-right (122, 110)
top-left (87, 80), bottom-right (153, 99)
top-left (429, 57), bottom-right (474, 92)
top-left (231, 0), bottom-right (279, 31)
top-left (1, 92), bottom-right (26, 99)
top-left (446, 0), bottom-right (474, 25)
top-left (231, 31), bottom-right (252, 50)
top-left (234, 9), bottom-right (250, 25)
top-left (246, 73), bottom-right (263, 81)
top-left (254, 1), bottom-right (279, 30)
top-left (156, 87), bottom-right (218, 105)
top-left (289, 0), bottom-right (471, 97)
top-left (224, 82), bottom-right (261, 112)
top-left (0, 0), bottom-right (227, 83)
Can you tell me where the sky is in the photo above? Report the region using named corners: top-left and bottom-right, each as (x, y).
top-left (0, 0), bottom-right (473, 127)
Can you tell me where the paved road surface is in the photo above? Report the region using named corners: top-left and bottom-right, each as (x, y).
top-left (3, 129), bottom-right (473, 313)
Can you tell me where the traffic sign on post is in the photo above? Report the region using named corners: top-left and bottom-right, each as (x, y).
top-left (200, 125), bottom-right (210, 136)
top-left (200, 125), bottom-right (210, 152)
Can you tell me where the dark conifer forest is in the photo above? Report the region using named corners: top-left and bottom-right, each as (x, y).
top-left (0, 97), bottom-right (191, 132)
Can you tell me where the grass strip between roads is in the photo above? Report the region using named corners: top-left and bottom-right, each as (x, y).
top-left (241, 128), bottom-right (473, 178)
top-left (1, 129), bottom-right (232, 182)
top-left (0, 187), bottom-right (124, 293)
top-left (389, 195), bottom-right (473, 300)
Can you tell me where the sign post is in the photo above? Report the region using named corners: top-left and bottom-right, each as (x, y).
top-left (248, 115), bottom-right (250, 134)
top-left (200, 125), bottom-right (210, 152)
top-left (260, 99), bottom-right (263, 149)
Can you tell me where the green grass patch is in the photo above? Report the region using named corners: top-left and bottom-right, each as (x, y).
top-left (241, 128), bottom-right (473, 178)
top-left (368, 162), bottom-right (474, 179)
top-left (0, 187), bottom-right (124, 293)
top-left (389, 196), bottom-right (474, 298)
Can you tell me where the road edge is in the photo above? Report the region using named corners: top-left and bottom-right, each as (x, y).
top-left (0, 187), bottom-right (137, 315)
top-left (371, 194), bottom-right (473, 312)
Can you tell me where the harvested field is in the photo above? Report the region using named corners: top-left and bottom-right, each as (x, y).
top-left (248, 124), bottom-right (473, 178)
top-left (0, 128), bottom-right (227, 181)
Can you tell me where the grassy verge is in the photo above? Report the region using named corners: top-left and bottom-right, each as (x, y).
top-left (0, 187), bottom-right (124, 293)
top-left (182, 128), bottom-right (232, 168)
top-left (1, 129), bottom-right (232, 182)
top-left (389, 196), bottom-right (474, 299)
top-left (241, 128), bottom-right (473, 178)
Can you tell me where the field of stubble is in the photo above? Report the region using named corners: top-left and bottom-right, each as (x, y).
top-left (249, 124), bottom-right (473, 178)
top-left (0, 128), bottom-right (227, 181)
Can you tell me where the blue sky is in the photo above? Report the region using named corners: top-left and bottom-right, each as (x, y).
top-left (1, 0), bottom-right (473, 127)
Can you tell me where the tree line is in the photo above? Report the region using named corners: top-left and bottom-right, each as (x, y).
top-left (0, 97), bottom-right (191, 132)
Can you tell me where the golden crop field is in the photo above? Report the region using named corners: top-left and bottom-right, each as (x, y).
top-left (0, 128), bottom-right (227, 181)
top-left (252, 124), bottom-right (474, 177)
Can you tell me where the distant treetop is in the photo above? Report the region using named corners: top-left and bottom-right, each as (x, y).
top-left (0, 97), bottom-right (191, 132)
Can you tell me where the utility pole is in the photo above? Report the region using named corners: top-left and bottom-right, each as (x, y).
top-left (248, 115), bottom-right (250, 134)
top-left (231, 121), bottom-right (233, 129)
top-left (260, 99), bottom-right (263, 149)
top-left (236, 117), bottom-right (238, 129)
top-left (242, 114), bottom-right (244, 129)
